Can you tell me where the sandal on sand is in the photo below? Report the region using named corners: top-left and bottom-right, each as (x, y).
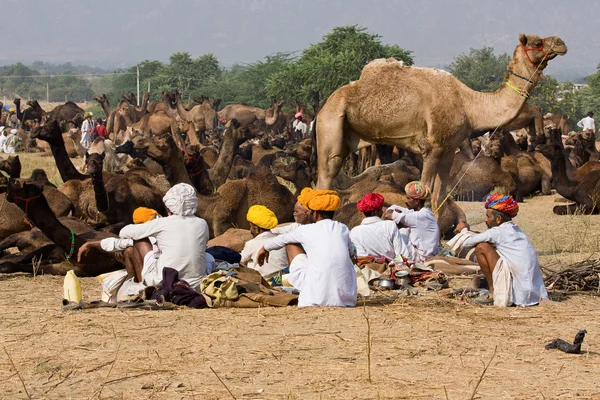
top-left (86, 300), bottom-right (117, 309)
top-left (471, 296), bottom-right (494, 306)
top-left (61, 299), bottom-right (83, 311)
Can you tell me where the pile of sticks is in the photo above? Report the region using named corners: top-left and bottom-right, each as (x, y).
top-left (542, 259), bottom-right (600, 293)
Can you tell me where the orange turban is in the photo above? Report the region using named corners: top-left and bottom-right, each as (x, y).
top-left (133, 207), bottom-right (159, 224)
top-left (298, 188), bottom-right (340, 212)
top-left (247, 205), bottom-right (279, 229)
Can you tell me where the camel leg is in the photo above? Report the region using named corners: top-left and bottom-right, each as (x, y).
top-left (422, 149), bottom-right (451, 217)
top-left (315, 114), bottom-right (349, 190)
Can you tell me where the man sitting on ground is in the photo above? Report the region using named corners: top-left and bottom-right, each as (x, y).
top-left (257, 189), bottom-right (357, 307)
top-left (350, 192), bottom-right (409, 260)
top-left (384, 181), bottom-right (439, 262)
top-left (461, 194), bottom-right (548, 307)
top-left (79, 183), bottom-right (209, 290)
top-left (240, 205), bottom-right (288, 279)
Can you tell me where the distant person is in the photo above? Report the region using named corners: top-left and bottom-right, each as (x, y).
top-left (3, 129), bottom-right (21, 154)
top-left (293, 113), bottom-right (307, 141)
top-left (577, 112), bottom-right (596, 138)
top-left (80, 112), bottom-right (95, 149)
top-left (93, 118), bottom-right (108, 140)
top-left (0, 127), bottom-right (7, 153)
top-left (8, 108), bottom-right (18, 128)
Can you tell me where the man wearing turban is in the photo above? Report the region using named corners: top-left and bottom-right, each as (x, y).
top-left (271, 189), bottom-right (311, 235)
top-left (350, 192), bottom-right (409, 260)
top-left (461, 194), bottom-right (548, 307)
top-left (79, 184), bottom-right (209, 290)
top-left (240, 205), bottom-right (289, 279)
top-left (256, 188), bottom-right (357, 307)
top-left (384, 181), bottom-right (439, 262)
top-left (80, 112), bottom-right (95, 150)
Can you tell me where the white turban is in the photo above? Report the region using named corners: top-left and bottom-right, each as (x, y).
top-left (163, 183), bottom-right (198, 216)
top-left (10, 129), bottom-right (17, 135)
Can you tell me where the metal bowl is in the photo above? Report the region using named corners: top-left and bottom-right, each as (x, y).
top-left (377, 278), bottom-right (396, 289)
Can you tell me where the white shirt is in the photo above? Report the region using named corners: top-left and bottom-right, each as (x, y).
top-left (295, 121), bottom-right (307, 136)
top-left (0, 134), bottom-right (7, 153)
top-left (81, 119), bottom-right (94, 149)
top-left (577, 116), bottom-right (595, 133)
top-left (240, 231), bottom-right (288, 279)
top-left (264, 219), bottom-right (357, 307)
top-left (3, 133), bottom-right (20, 154)
top-left (462, 222), bottom-right (548, 306)
top-left (119, 215), bottom-right (209, 290)
top-left (389, 206), bottom-right (439, 262)
top-left (271, 222), bottom-right (303, 235)
top-left (350, 216), bottom-right (409, 260)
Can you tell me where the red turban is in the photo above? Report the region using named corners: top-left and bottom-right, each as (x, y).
top-left (485, 193), bottom-right (519, 218)
top-left (357, 193), bottom-right (384, 213)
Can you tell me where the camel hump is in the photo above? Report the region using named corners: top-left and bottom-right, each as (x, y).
top-left (360, 58), bottom-right (451, 81)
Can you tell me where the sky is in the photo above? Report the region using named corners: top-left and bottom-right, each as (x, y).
top-left (4, 0), bottom-right (599, 81)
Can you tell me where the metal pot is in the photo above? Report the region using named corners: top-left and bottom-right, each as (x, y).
top-left (377, 278), bottom-right (396, 289)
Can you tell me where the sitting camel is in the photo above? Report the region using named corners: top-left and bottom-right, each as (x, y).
top-left (0, 179), bottom-right (121, 276)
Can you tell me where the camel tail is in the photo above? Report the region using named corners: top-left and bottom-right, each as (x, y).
top-left (310, 116), bottom-right (317, 184)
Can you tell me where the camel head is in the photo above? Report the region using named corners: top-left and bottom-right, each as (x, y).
top-left (272, 159), bottom-right (308, 182)
top-left (471, 139), bottom-right (482, 155)
top-left (6, 178), bottom-right (43, 206)
top-left (284, 139), bottom-right (313, 161)
top-left (515, 34), bottom-right (567, 71)
top-left (93, 94), bottom-right (108, 104)
top-left (85, 152), bottom-right (105, 176)
top-left (134, 135), bottom-right (176, 165)
top-left (581, 129), bottom-right (595, 142)
top-left (0, 155), bottom-right (21, 178)
top-left (30, 169), bottom-right (52, 186)
top-left (30, 119), bottom-right (63, 145)
top-left (225, 119), bottom-right (251, 145)
top-left (485, 136), bottom-right (503, 160)
top-left (122, 93), bottom-right (136, 104)
top-left (13, 98), bottom-right (20, 106)
top-left (161, 91), bottom-right (178, 109)
top-left (238, 143), bottom-right (253, 161)
top-left (26, 100), bottom-right (39, 108)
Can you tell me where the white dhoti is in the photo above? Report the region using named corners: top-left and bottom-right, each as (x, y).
top-left (492, 257), bottom-right (513, 307)
top-left (141, 250), bottom-right (163, 287)
top-left (288, 253), bottom-right (308, 291)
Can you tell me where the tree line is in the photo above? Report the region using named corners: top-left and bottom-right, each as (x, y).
top-left (0, 25), bottom-right (598, 126)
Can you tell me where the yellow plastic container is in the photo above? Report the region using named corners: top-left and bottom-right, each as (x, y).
top-left (63, 270), bottom-right (82, 304)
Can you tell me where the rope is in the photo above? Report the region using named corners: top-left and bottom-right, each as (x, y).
top-left (433, 38), bottom-right (556, 215)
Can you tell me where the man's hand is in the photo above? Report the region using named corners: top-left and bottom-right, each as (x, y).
top-left (256, 246), bottom-right (270, 266)
top-left (383, 209), bottom-right (394, 221)
top-left (77, 242), bottom-right (93, 262)
top-left (455, 221), bottom-right (470, 233)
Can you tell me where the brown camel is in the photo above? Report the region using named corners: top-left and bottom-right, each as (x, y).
top-left (93, 94), bottom-right (112, 118)
top-left (449, 146), bottom-right (516, 201)
top-left (137, 133), bottom-right (294, 237)
top-left (48, 101), bottom-right (85, 127)
top-left (219, 104), bottom-right (266, 129)
top-left (31, 119), bottom-right (166, 225)
top-left (503, 103), bottom-right (544, 149)
top-left (539, 142), bottom-right (600, 214)
top-left (486, 130), bottom-right (552, 200)
top-left (265, 99), bottom-right (286, 133)
top-left (120, 108), bottom-right (185, 150)
top-left (0, 179), bottom-right (121, 276)
top-left (0, 155), bottom-right (73, 240)
top-left (314, 34), bottom-right (567, 217)
top-left (173, 92), bottom-right (218, 137)
top-left (543, 112), bottom-right (573, 135)
top-left (23, 100), bottom-right (46, 125)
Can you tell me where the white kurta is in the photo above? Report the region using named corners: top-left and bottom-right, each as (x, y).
top-left (119, 215), bottom-right (209, 290)
top-left (271, 222), bottom-right (303, 235)
top-left (577, 116), bottom-right (596, 133)
top-left (389, 206), bottom-right (439, 262)
top-left (264, 219), bottom-right (357, 307)
top-left (462, 222), bottom-right (548, 306)
top-left (350, 216), bottom-right (409, 260)
top-left (240, 231), bottom-right (288, 279)
top-left (0, 134), bottom-right (7, 153)
top-left (80, 119), bottom-right (94, 149)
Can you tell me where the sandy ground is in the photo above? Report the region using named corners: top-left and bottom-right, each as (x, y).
top-left (1, 153), bottom-right (600, 398)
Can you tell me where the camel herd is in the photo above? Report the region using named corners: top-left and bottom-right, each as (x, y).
top-left (0, 33), bottom-right (598, 278)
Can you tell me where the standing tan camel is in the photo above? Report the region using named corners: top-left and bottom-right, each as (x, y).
top-left (314, 34), bottom-right (567, 216)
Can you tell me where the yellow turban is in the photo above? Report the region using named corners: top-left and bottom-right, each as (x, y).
top-left (133, 207), bottom-right (159, 224)
top-left (298, 188), bottom-right (340, 212)
top-left (247, 205), bottom-right (278, 229)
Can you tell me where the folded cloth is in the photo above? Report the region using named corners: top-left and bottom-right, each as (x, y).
top-left (207, 246), bottom-right (241, 264)
top-left (151, 267), bottom-right (209, 308)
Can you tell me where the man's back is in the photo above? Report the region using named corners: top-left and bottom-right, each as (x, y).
top-left (350, 217), bottom-right (408, 259)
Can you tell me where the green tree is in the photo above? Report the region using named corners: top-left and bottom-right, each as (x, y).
top-left (265, 25), bottom-right (413, 107)
top-left (578, 64), bottom-right (600, 122)
top-left (447, 47), bottom-right (510, 92)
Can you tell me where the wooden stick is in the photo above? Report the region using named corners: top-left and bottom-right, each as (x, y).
top-left (469, 346), bottom-right (497, 400)
top-left (210, 366), bottom-right (237, 400)
top-left (3, 346), bottom-right (31, 400)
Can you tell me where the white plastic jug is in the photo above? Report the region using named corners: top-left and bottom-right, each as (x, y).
top-left (63, 270), bottom-right (82, 304)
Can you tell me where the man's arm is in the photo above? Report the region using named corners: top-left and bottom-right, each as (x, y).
top-left (264, 226), bottom-right (305, 252)
top-left (577, 119), bottom-right (584, 129)
top-left (119, 218), bottom-right (163, 241)
top-left (461, 229), bottom-right (495, 248)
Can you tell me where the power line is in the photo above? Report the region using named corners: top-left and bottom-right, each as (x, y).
top-left (0, 72), bottom-right (135, 78)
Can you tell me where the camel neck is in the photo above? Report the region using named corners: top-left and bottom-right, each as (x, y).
top-left (16, 194), bottom-right (86, 256)
top-left (209, 131), bottom-right (239, 188)
top-left (463, 51), bottom-right (542, 132)
top-left (176, 99), bottom-right (191, 121)
top-left (551, 151), bottom-right (578, 199)
top-left (163, 154), bottom-right (194, 187)
top-left (50, 143), bottom-right (88, 182)
top-left (90, 170), bottom-right (109, 213)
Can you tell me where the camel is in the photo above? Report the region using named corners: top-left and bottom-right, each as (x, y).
top-left (0, 179), bottom-right (121, 276)
top-left (332, 160), bottom-right (421, 190)
top-left (0, 155), bottom-right (73, 240)
top-left (265, 99), bottom-right (286, 134)
top-left (314, 34), bottom-right (567, 218)
top-left (119, 107), bottom-right (185, 150)
top-left (503, 103), bottom-right (544, 148)
top-left (539, 142), bottom-right (600, 214)
top-left (136, 133), bottom-right (294, 237)
top-left (93, 94), bottom-right (112, 118)
top-left (48, 101), bottom-right (85, 127)
top-left (449, 146), bottom-right (516, 201)
top-left (544, 113), bottom-right (573, 135)
top-left (23, 100), bottom-right (46, 125)
top-left (486, 130), bottom-right (552, 200)
top-left (31, 119), bottom-right (167, 225)
top-left (218, 104), bottom-right (266, 129)
top-left (173, 92), bottom-right (218, 139)
top-left (105, 92), bottom-right (149, 137)
top-left (13, 98), bottom-right (23, 123)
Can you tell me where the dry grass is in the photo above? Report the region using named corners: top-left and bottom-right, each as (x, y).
top-left (11, 152), bottom-right (63, 186)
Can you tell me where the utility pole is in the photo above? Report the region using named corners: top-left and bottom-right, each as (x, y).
top-left (46, 83), bottom-right (49, 103)
top-left (136, 65), bottom-right (140, 106)
top-left (148, 80), bottom-right (150, 94)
